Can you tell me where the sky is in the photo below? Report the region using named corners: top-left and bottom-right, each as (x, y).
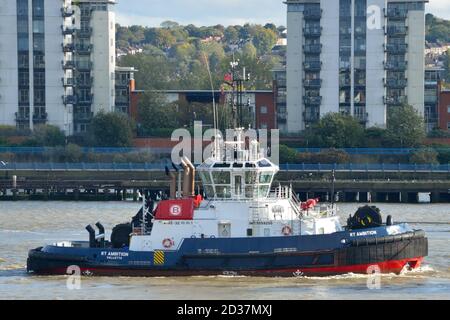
top-left (115, 0), bottom-right (450, 27)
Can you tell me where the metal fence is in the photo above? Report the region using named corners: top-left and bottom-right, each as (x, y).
top-left (295, 148), bottom-right (450, 155)
top-left (1, 162), bottom-right (449, 172)
top-left (2, 147), bottom-right (450, 156)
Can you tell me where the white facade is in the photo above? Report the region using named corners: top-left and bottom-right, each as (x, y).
top-left (285, 0), bottom-right (427, 133)
top-left (0, 0), bottom-right (19, 127)
top-left (0, 0), bottom-right (117, 135)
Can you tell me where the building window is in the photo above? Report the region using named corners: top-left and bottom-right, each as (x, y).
top-left (448, 122), bottom-right (450, 130)
top-left (447, 106), bottom-right (450, 114)
top-left (260, 106), bottom-right (268, 114)
top-left (19, 89), bottom-right (29, 104)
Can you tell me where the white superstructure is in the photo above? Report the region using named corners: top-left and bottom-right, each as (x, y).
top-left (129, 128), bottom-right (342, 252)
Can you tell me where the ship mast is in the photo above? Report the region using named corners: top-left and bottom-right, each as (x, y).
top-left (227, 60), bottom-right (251, 130)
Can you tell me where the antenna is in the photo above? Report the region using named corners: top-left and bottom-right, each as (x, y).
top-left (330, 170), bottom-right (336, 206)
top-left (202, 52), bottom-right (219, 154)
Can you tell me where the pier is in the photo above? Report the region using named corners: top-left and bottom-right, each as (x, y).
top-left (1, 164), bottom-right (449, 203)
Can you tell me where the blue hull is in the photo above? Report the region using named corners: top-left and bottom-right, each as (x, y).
top-left (27, 226), bottom-right (428, 277)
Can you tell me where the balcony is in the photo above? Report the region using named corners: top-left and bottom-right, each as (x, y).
top-left (61, 26), bottom-right (75, 35)
top-left (115, 96), bottom-right (129, 105)
top-left (76, 77), bottom-right (93, 87)
top-left (303, 9), bottom-right (322, 19)
top-left (303, 112), bottom-right (320, 123)
top-left (62, 60), bottom-right (75, 69)
top-left (386, 26), bottom-right (407, 36)
top-left (354, 112), bottom-right (369, 123)
top-left (15, 113), bottom-right (29, 123)
top-left (62, 95), bottom-right (77, 105)
top-left (384, 61), bottom-right (408, 70)
top-left (385, 78), bottom-right (407, 88)
top-left (74, 112), bottom-right (94, 122)
top-left (76, 28), bottom-right (93, 38)
top-left (33, 112), bottom-right (48, 124)
top-left (77, 94), bottom-right (94, 105)
top-left (303, 61), bottom-right (322, 71)
top-left (384, 96), bottom-right (407, 105)
top-left (303, 44), bottom-right (322, 54)
top-left (275, 79), bottom-right (286, 88)
top-left (303, 96), bottom-right (322, 105)
top-left (75, 44), bottom-right (93, 54)
top-left (75, 61), bottom-right (93, 70)
top-left (385, 8), bottom-right (408, 19)
top-left (303, 27), bottom-right (322, 37)
top-left (276, 96), bottom-right (287, 104)
top-left (61, 77), bottom-right (74, 87)
top-left (62, 43), bottom-right (75, 52)
top-left (61, 8), bottom-right (74, 18)
top-left (425, 95), bottom-right (437, 104)
top-left (303, 79), bottom-right (322, 88)
top-left (384, 43), bottom-right (408, 53)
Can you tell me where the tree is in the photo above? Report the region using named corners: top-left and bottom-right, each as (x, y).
top-left (386, 104), bottom-right (426, 147)
top-left (160, 21), bottom-right (180, 29)
top-left (410, 148), bottom-right (439, 164)
top-left (32, 125), bottom-right (66, 147)
top-left (252, 25), bottom-right (277, 56)
top-left (306, 113), bottom-right (365, 148)
top-left (90, 112), bottom-right (134, 147)
top-left (137, 91), bottom-right (178, 134)
top-left (224, 26), bottom-right (239, 43)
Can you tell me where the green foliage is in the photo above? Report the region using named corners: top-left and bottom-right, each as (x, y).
top-left (426, 14), bottom-right (450, 43)
top-left (386, 104), bottom-right (426, 148)
top-left (137, 91), bottom-right (178, 135)
top-left (279, 145), bottom-right (298, 163)
top-left (252, 25), bottom-right (277, 56)
top-left (305, 113), bottom-right (365, 148)
top-left (410, 148), bottom-right (439, 165)
top-left (279, 145), bottom-right (350, 164)
top-left (90, 112), bottom-right (134, 147)
top-left (32, 125), bottom-right (66, 147)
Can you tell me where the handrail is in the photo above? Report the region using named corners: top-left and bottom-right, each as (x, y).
top-left (0, 162), bottom-right (449, 172)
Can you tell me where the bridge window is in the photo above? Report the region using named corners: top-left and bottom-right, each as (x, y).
top-left (245, 172), bottom-right (258, 184)
top-left (259, 173), bottom-right (273, 184)
top-left (203, 185), bottom-right (214, 198)
top-left (216, 186), bottom-right (231, 199)
top-left (212, 172), bottom-right (230, 185)
top-left (258, 185), bottom-right (270, 198)
top-left (199, 172), bottom-right (212, 184)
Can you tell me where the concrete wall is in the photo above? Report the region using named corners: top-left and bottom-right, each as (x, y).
top-left (366, 0), bottom-right (387, 127)
top-left (320, 0), bottom-right (340, 116)
top-left (0, 0), bottom-right (18, 126)
top-left (91, 8), bottom-right (115, 114)
top-left (286, 9), bottom-right (304, 132)
top-left (44, 0), bottom-right (67, 131)
top-left (407, 9), bottom-right (425, 116)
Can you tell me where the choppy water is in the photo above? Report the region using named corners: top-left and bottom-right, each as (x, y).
top-left (0, 202), bottom-right (449, 300)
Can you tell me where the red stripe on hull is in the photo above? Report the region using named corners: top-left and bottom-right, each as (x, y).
top-left (31, 257), bottom-right (424, 277)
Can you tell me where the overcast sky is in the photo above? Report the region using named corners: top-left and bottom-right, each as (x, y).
top-left (116, 0), bottom-right (450, 27)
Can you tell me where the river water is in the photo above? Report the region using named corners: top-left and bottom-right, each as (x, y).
top-left (0, 201), bottom-right (448, 300)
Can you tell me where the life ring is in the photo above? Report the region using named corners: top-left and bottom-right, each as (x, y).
top-left (162, 238), bottom-right (174, 249)
top-left (282, 225), bottom-right (292, 236)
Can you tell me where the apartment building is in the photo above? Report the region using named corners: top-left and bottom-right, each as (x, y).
top-left (284, 0), bottom-right (427, 133)
top-left (0, 0), bottom-right (117, 135)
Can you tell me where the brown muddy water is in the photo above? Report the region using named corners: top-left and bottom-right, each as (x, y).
top-left (0, 202), bottom-right (448, 300)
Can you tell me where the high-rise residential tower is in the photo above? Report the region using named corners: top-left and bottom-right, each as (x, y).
top-left (284, 0), bottom-right (427, 133)
top-left (0, 0), bottom-right (117, 135)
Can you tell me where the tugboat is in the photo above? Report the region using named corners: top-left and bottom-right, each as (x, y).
top-left (27, 65), bottom-right (428, 277)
